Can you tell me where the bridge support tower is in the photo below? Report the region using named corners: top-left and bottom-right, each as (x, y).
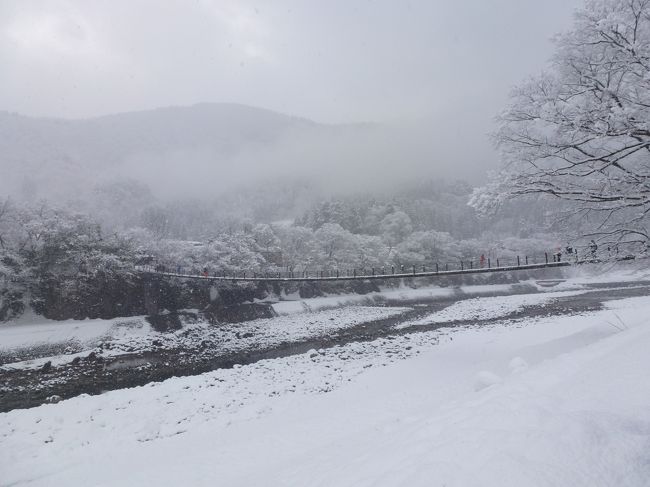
top-left (143, 275), bottom-right (161, 315)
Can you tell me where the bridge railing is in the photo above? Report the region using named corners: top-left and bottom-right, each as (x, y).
top-left (136, 250), bottom-right (580, 281)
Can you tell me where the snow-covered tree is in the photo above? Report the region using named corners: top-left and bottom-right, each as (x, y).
top-left (380, 211), bottom-right (412, 255)
top-left (275, 225), bottom-right (320, 270)
top-left (394, 230), bottom-right (459, 267)
top-left (314, 223), bottom-right (358, 268)
top-left (472, 0), bottom-right (650, 245)
top-left (252, 224), bottom-right (280, 253)
top-left (354, 234), bottom-right (386, 269)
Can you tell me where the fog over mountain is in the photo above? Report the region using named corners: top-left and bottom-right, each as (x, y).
top-left (1, 102), bottom-right (485, 203)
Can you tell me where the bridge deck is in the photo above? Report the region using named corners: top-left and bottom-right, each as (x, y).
top-left (142, 261), bottom-right (572, 282)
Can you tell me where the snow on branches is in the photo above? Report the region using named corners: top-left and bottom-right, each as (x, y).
top-left (474, 0), bottom-right (650, 244)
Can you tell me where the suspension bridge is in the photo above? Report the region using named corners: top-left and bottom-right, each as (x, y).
top-left (138, 252), bottom-right (579, 283)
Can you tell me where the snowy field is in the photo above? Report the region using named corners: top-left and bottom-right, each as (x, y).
top-left (2, 287), bottom-right (650, 486)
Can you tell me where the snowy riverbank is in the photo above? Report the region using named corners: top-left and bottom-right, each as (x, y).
top-left (2, 287), bottom-right (650, 486)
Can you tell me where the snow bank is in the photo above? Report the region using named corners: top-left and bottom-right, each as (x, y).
top-left (397, 289), bottom-right (587, 328)
top-left (2, 295), bottom-right (650, 486)
top-left (271, 277), bottom-right (602, 318)
top-left (0, 306), bottom-right (411, 371)
top-left (272, 285), bottom-right (454, 315)
top-left (272, 282), bottom-right (520, 316)
top-left (561, 258), bottom-right (650, 284)
top-left (0, 316), bottom-right (147, 351)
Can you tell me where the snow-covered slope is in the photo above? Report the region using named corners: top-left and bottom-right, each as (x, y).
top-left (2, 294), bottom-right (649, 486)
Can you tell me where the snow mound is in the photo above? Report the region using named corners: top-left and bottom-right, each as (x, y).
top-left (508, 356), bottom-right (529, 374)
top-left (474, 370), bottom-right (502, 391)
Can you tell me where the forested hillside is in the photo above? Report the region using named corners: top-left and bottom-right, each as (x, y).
top-left (0, 177), bottom-right (564, 321)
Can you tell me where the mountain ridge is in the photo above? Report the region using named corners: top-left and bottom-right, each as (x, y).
top-left (0, 103), bottom-right (378, 201)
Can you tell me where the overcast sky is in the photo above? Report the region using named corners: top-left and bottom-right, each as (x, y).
top-left (1, 1), bottom-right (582, 184)
top-left (2, 0), bottom-right (581, 122)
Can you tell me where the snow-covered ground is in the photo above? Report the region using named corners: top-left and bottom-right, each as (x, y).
top-left (272, 282), bottom-right (526, 315)
top-left (0, 306), bottom-right (410, 371)
top-left (3, 261), bottom-right (644, 365)
top-left (0, 276), bottom-right (587, 372)
top-left (396, 289), bottom-right (592, 327)
top-left (0, 315), bottom-right (139, 350)
top-left (270, 262), bottom-right (650, 316)
top-left (560, 259), bottom-right (650, 285)
top-left (2, 278), bottom-right (520, 357)
top-left (2, 288), bottom-right (650, 486)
